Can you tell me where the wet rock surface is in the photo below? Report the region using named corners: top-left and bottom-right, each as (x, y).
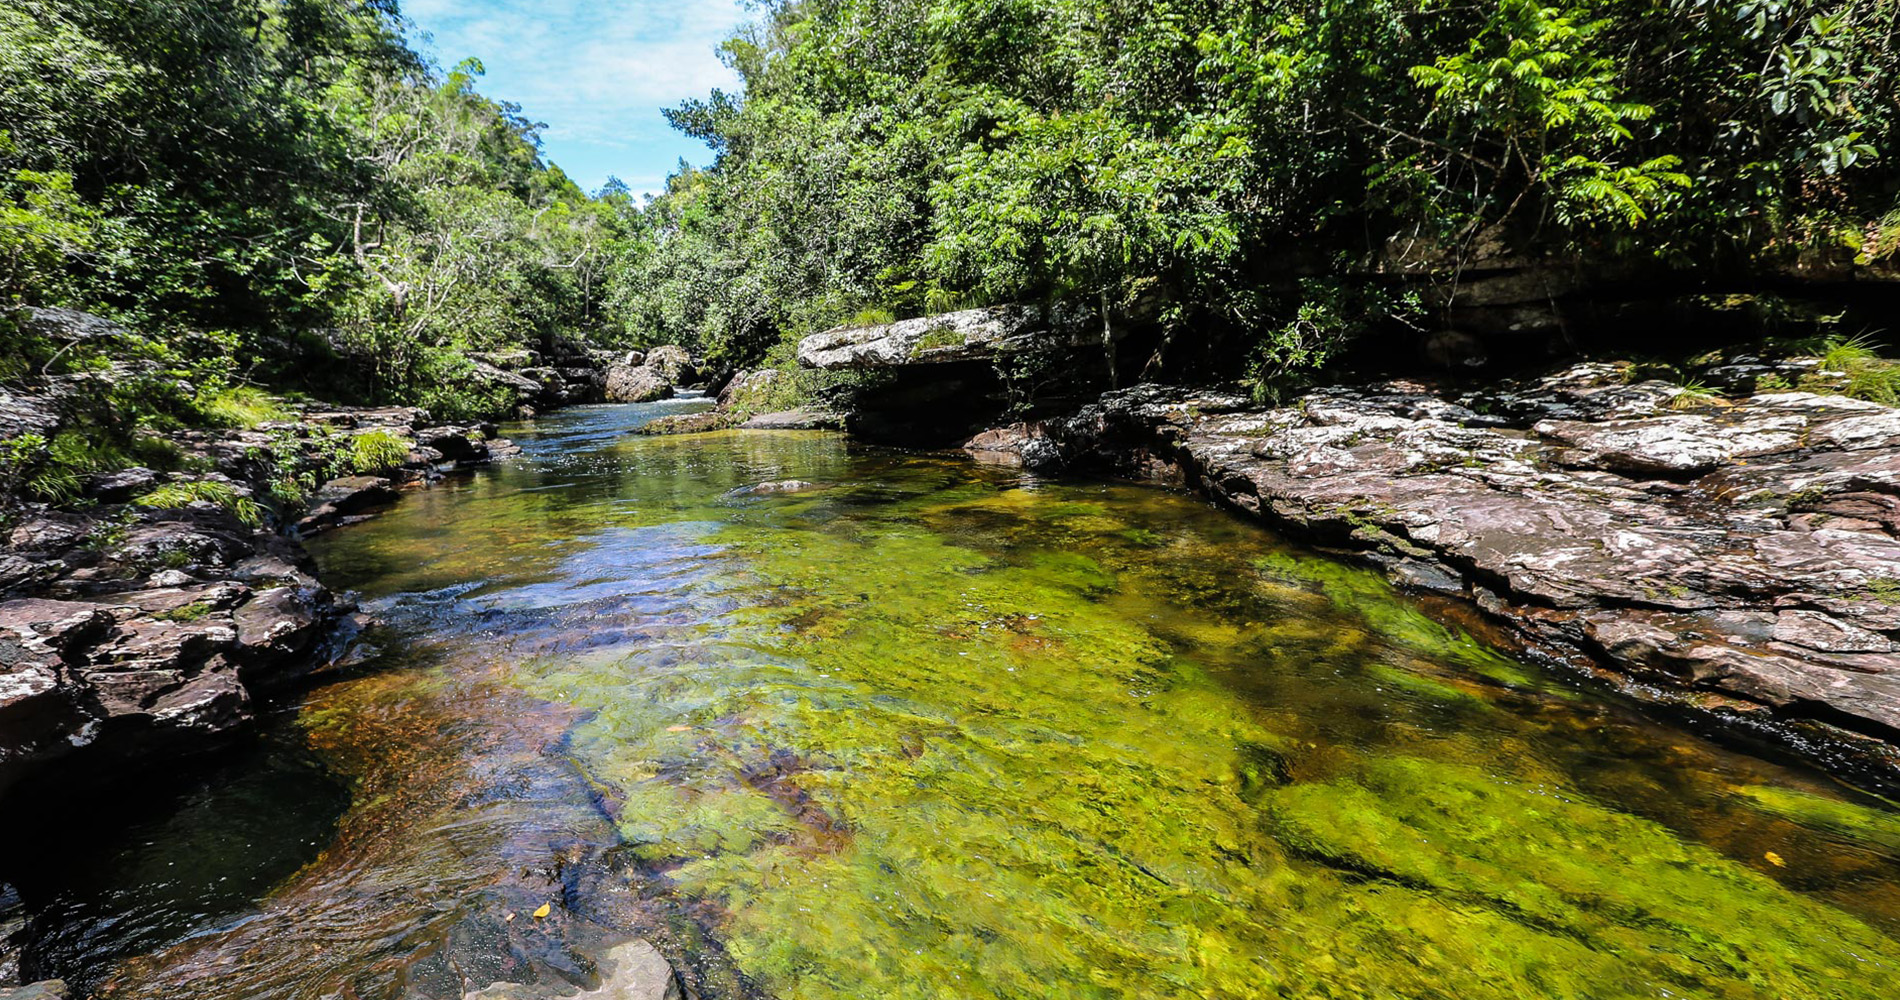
top-left (463, 939), bottom-right (682, 1000)
top-left (796, 303), bottom-right (1100, 370)
top-left (1016, 365), bottom-right (1900, 776)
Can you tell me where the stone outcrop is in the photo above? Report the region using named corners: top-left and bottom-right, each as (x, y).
top-left (471, 338), bottom-right (607, 414)
top-left (603, 346), bottom-right (699, 404)
top-left (795, 304), bottom-right (1115, 441)
top-left (991, 364), bottom-right (1900, 782)
top-left (796, 303), bottom-right (1100, 370)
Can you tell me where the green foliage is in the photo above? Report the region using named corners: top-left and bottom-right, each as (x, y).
top-left (344, 430), bottom-right (411, 474)
top-left (1, 2), bottom-right (630, 423)
top-left (608, 0), bottom-right (1900, 377)
top-left (134, 480), bottom-right (263, 528)
top-left (1246, 279), bottom-right (1423, 403)
top-left (196, 387), bottom-right (292, 429)
top-left (1811, 334), bottom-right (1900, 403)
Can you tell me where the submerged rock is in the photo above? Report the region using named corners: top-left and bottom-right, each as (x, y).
top-left (462, 940), bottom-right (681, 1000)
top-left (739, 408), bottom-right (842, 430)
top-left (0, 982), bottom-right (68, 1000)
top-left (729, 480), bottom-right (819, 495)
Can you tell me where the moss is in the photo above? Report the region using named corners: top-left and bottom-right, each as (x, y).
top-left (1736, 784), bottom-right (1900, 853)
top-left (1265, 757), bottom-right (1900, 996)
top-left (154, 601), bottom-right (218, 623)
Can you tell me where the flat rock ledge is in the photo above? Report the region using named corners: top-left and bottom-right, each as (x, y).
top-left (985, 364), bottom-right (1900, 784)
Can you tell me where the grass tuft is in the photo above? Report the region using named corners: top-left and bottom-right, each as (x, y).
top-left (134, 480), bottom-right (264, 527)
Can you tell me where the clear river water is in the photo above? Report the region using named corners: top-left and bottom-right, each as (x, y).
top-left (11, 400), bottom-right (1900, 999)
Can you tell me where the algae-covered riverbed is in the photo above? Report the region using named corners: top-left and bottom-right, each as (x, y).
top-left (15, 401), bottom-right (1900, 998)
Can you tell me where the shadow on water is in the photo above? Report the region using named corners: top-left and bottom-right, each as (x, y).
top-left (15, 400), bottom-right (1900, 999)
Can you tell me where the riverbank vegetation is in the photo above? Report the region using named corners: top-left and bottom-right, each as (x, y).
top-left (611, 0), bottom-right (1900, 385)
top-left (2, 0), bottom-right (629, 422)
top-left (5, 0), bottom-right (1900, 464)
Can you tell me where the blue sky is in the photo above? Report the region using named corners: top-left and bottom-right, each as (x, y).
top-left (402, 0), bottom-right (750, 196)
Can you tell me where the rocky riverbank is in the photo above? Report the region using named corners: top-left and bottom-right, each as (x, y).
top-left (785, 306), bottom-right (1900, 786)
top-left (972, 366), bottom-right (1900, 785)
top-left (0, 402), bottom-right (524, 797)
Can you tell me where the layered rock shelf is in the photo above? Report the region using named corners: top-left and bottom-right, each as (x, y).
top-left (0, 404), bottom-right (520, 800)
top-left (970, 365), bottom-right (1900, 779)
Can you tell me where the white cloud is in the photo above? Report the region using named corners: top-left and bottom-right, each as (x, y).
top-left (402, 0), bottom-right (750, 189)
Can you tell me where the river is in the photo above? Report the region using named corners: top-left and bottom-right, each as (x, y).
top-left (11, 400), bottom-right (1900, 998)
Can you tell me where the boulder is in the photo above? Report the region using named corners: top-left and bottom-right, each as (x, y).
top-left (83, 466), bottom-right (159, 503)
top-left (642, 345), bottom-right (695, 384)
top-left (11, 306), bottom-right (128, 343)
top-left (603, 364), bottom-right (673, 404)
top-left (297, 476), bottom-right (399, 536)
top-left (0, 390), bottom-right (59, 446)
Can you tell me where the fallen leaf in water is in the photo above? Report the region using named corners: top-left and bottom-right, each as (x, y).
top-left (667, 725), bottom-right (691, 732)
top-left (1765, 851), bottom-right (1786, 867)
top-left (533, 903), bottom-right (552, 919)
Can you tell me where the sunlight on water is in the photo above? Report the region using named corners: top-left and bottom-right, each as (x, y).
top-left (35, 402), bottom-right (1900, 999)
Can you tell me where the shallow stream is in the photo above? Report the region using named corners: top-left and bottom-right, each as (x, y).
top-left (12, 401), bottom-right (1900, 999)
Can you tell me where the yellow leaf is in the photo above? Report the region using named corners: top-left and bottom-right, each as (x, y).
top-left (533, 902), bottom-right (552, 919)
top-left (1765, 851), bottom-right (1786, 867)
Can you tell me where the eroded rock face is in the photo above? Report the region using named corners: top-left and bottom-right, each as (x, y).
top-left (1024, 368), bottom-right (1900, 773)
top-left (796, 303), bottom-right (1098, 370)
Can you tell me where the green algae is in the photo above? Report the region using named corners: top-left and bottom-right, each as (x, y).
top-left (498, 458), bottom-right (1900, 999)
top-left (283, 417), bottom-right (1900, 999)
top-left (1737, 784), bottom-right (1900, 854)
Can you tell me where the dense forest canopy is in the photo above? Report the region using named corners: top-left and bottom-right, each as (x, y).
top-left (3, 0), bottom-right (1898, 423)
top-left (2, 0), bottom-right (627, 419)
top-left (616, 0), bottom-right (1900, 379)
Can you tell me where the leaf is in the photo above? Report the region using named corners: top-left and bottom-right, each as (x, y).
top-left (533, 902), bottom-right (553, 918)
top-left (1765, 851), bottom-right (1787, 867)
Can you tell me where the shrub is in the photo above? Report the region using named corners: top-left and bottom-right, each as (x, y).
top-left (197, 386), bottom-right (292, 429)
top-left (345, 430), bottom-right (411, 473)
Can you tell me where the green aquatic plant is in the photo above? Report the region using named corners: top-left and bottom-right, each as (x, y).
top-left (1735, 784), bottom-right (1900, 854)
top-left (1262, 756), bottom-right (1900, 997)
top-left (508, 474), bottom-right (1900, 1000)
